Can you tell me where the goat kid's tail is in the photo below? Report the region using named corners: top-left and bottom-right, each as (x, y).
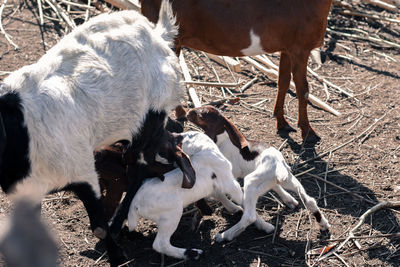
top-left (155, 0), bottom-right (178, 46)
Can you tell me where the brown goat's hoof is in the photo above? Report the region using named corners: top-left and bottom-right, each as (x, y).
top-left (277, 124), bottom-right (297, 133)
top-left (94, 227), bottom-right (107, 239)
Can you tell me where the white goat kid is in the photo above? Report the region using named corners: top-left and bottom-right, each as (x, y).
top-left (187, 106), bottom-right (330, 242)
top-left (127, 131), bottom-right (243, 259)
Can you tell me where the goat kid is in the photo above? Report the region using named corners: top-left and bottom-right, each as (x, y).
top-left (95, 118), bottom-right (211, 222)
top-left (188, 106), bottom-right (330, 242)
top-left (139, 0), bottom-right (333, 141)
top-left (127, 131), bottom-right (243, 259)
top-left (0, 1), bottom-right (189, 265)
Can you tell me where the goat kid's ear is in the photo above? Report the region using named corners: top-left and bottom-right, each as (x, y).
top-left (223, 117), bottom-right (248, 150)
top-left (173, 146), bottom-right (196, 189)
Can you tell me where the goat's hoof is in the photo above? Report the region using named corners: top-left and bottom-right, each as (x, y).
top-left (109, 252), bottom-right (129, 267)
top-left (93, 227), bottom-right (107, 239)
top-left (286, 200), bottom-right (299, 210)
top-left (277, 124), bottom-right (297, 134)
top-left (184, 248), bottom-right (203, 260)
top-left (319, 220), bottom-right (331, 232)
top-left (303, 133), bottom-right (321, 144)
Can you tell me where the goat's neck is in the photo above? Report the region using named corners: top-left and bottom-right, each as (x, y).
top-left (215, 132), bottom-right (257, 178)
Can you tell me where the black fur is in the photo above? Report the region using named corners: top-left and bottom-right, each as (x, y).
top-left (313, 211), bottom-right (322, 223)
top-left (0, 91), bottom-right (31, 193)
top-left (64, 182), bottom-right (127, 266)
top-left (109, 110), bottom-right (170, 238)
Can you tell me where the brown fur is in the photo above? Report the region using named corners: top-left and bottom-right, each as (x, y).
top-left (140, 0), bottom-right (333, 140)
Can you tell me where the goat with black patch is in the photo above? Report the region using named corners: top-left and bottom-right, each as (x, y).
top-left (0, 1), bottom-right (192, 265)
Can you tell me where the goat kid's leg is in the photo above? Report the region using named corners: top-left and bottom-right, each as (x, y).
top-left (274, 51), bottom-right (296, 133)
top-left (153, 210), bottom-right (203, 260)
top-left (280, 173), bottom-right (330, 230)
top-left (213, 189), bottom-right (243, 214)
top-left (290, 51), bottom-right (320, 141)
top-left (215, 176), bottom-right (275, 242)
top-left (68, 181), bottom-right (127, 266)
top-left (272, 184), bottom-right (298, 209)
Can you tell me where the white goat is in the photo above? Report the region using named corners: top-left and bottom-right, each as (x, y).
top-left (127, 131), bottom-right (243, 259)
top-left (0, 1), bottom-right (186, 265)
top-left (187, 106), bottom-right (330, 242)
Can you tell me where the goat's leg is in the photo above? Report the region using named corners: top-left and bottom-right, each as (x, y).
top-left (213, 189), bottom-right (243, 214)
top-left (279, 173), bottom-right (330, 230)
top-left (290, 50), bottom-right (319, 141)
top-left (273, 51), bottom-right (295, 133)
top-left (103, 182), bottom-right (125, 222)
top-left (272, 185), bottom-right (298, 209)
top-left (215, 175), bottom-right (275, 242)
top-left (109, 175), bottom-right (142, 239)
top-left (153, 210), bottom-right (203, 260)
top-left (67, 181), bottom-right (127, 267)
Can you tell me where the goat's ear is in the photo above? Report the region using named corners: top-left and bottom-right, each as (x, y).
top-left (173, 146), bottom-right (196, 189)
top-left (0, 113), bottom-right (7, 157)
top-left (223, 117), bottom-right (248, 150)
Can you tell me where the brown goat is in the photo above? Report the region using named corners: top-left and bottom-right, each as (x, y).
top-left (140, 0), bottom-right (333, 141)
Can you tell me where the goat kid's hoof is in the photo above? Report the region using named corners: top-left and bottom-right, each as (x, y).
top-left (184, 248), bottom-right (203, 260)
top-left (93, 227), bottom-right (107, 239)
top-left (286, 199), bottom-right (299, 210)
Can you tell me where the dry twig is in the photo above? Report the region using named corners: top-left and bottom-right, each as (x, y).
top-left (0, 0), bottom-right (19, 50)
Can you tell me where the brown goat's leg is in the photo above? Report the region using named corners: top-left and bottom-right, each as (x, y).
top-left (103, 184), bottom-right (125, 222)
top-left (290, 51), bottom-right (320, 141)
top-left (273, 52), bottom-right (295, 133)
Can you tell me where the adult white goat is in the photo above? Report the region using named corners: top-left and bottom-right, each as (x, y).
top-left (0, 1), bottom-right (192, 265)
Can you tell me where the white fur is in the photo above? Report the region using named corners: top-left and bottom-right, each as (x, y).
top-left (3, 7), bottom-right (183, 203)
top-left (214, 132), bottom-right (330, 242)
top-left (240, 29), bottom-right (266, 56)
top-left (127, 131), bottom-right (243, 259)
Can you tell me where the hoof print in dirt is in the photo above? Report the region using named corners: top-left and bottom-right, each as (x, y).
top-left (184, 248), bottom-right (203, 260)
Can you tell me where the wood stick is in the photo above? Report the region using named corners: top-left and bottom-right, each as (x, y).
top-left (61, 0), bottom-right (96, 10)
top-left (37, 0), bottom-right (44, 25)
top-left (256, 55), bottom-right (353, 97)
top-left (85, 0), bottom-right (91, 22)
top-left (240, 77), bottom-right (258, 92)
top-left (296, 111), bottom-right (390, 168)
top-left (361, 0), bottom-right (397, 11)
top-left (205, 53), bottom-right (242, 72)
top-left (244, 56), bottom-right (341, 116)
top-left (327, 232), bottom-right (400, 242)
top-left (0, 0), bottom-right (19, 50)
top-left (184, 81), bottom-right (239, 88)
top-left (179, 53), bottom-right (201, 107)
top-left (318, 201), bottom-right (400, 262)
top-left (339, 9), bottom-right (400, 24)
top-left (303, 172), bottom-right (376, 205)
top-left (327, 28), bottom-right (400, 49)
top-left (103, 0), bottom-right (140, 10)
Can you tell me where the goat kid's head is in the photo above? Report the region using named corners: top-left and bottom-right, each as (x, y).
top-left (187, 106), bottom-right (248, 150)
top-left (124, 112), bottom-right (195, 189)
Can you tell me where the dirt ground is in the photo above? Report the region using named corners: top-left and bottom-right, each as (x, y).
top-left (0, 1), bottom-right (399, 266)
